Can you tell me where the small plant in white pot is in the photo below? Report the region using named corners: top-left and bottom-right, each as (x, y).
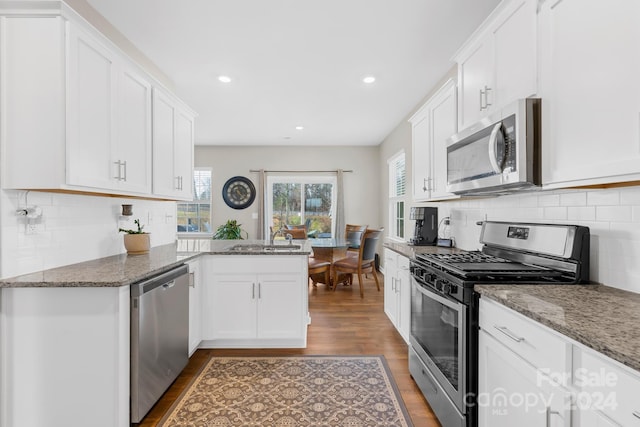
top-left (119, 219), bottom-right (150, 255)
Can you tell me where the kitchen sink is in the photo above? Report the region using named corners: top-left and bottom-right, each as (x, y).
top-left (227, 243), bottom-right (302, 252)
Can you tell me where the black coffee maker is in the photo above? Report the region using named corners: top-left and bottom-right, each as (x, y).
top-left (409, 207), bottom-right (437, 246)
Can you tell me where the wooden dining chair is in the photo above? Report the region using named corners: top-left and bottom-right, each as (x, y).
top-left (308, 257), bottom-right (331, 287)
top-left (332, 228), bottom-right (383, 298)
top-left (345, 224), bottom-right (367, 256)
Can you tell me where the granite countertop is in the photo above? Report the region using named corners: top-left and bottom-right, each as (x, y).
top-left (0, 239), bottom-right (312, 289)
top-left (475, 284), bottom-right (640, 372)
top-left (383, 239), bottom-right (463, 258)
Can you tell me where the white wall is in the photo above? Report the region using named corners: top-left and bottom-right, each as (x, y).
top-left (195, 145), bottom-right (382, 239)
top-left (0, 190), bottom-right (177, 279)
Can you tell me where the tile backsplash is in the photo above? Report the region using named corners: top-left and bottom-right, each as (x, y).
top-left (432, 186), bottom-right (640, 294)
top-left (0, 190), bottom-right (177, 278)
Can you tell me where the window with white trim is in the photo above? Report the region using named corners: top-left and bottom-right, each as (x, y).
top-left (177, 168), bottom-right (212, 233)
top-left (388, 151), bottom-right (406, 240)
top-left (266, 176), bottom-right (337, 238)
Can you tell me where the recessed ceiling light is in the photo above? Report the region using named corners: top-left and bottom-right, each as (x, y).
top-left (295, 126), bottom-right (304, 131)
top-left (218, 75), bottom-right (232, 83)
top-left (363, 76), bottom-right (376, 84)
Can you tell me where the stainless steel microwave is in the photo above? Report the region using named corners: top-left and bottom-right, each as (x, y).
top-left (446, 98), bottom-right (541, 195)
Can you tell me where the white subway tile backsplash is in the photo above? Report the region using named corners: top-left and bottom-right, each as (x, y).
top-left (619, 187), bottom-right (640, 205)
top-left (560, 192), bottom-right (587, 206)
top-left (538, 194), bottom-right (560, 206)
top-left (567, 206), bottom-right (596, 221)
top-left (632, 206), bottom-right (640, 222)
top-left (543, 206), bottom-right (568, 221)
top-left (596, 205), bottom-right (632, 222)
top-left (1, 190), bottom-right (177, 278)
top-left (587, 190), bottom-right (620, 206)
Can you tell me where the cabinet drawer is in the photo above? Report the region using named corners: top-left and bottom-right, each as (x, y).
top-left (209, 255), bottom-right (306, 274)
top-left (577, 347), bottom-right (640, 426)
top-left (479, 298), bottom-right (570, 380)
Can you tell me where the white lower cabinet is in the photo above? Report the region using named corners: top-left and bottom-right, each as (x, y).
top-left (479, 298), bottom-right (572, 426)
top-left (479, 297), bottom-right (640, 427)
top-left (383, 248), bottom-right (410, 343)
top-left (574, 347), bottom-right (640, 427)
top-left (478, 330), bottom-right (572, 427)
top-left (201, 255), bottom-right (308, 348)
top-left (187, 259), bottom-right (202, 355)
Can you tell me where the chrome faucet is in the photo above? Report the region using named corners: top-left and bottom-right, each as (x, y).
top-left (270, 227), bottom-right (284, 245)
top-left (285, 233), bottom-right (293, 245)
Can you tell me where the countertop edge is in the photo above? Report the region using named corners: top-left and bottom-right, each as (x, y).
top-left (475, 286), bottom-right (640, 373)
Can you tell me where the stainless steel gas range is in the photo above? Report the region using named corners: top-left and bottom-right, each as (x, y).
top-left (408, 221), bottom-right (590, 427)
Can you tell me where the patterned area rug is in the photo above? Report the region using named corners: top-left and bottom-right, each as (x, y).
top-left (158, 355), bottom-right (414, 426)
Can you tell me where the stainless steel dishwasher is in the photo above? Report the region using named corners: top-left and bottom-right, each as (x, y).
top-left (130, 264), bottom-right (189, 423)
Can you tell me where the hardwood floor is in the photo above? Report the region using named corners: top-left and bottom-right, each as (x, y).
top-left (138, 272), bottom-right (441, 426)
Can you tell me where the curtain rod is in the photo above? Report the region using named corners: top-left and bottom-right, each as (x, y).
top-left (249, 169), bottom-right (353, 173)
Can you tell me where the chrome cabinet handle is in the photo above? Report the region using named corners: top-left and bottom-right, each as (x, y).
top-left (252, 283), bottom-right (255, 299)
top-left (633, 410), bottom-right (640, 419)
top-left (188, 272), bottom-right (195, 288)
top-left (422, 178), bottom-right (427, 192)
top-left (391, 277), bottom-right (395, 292)
top-left (396, 278), bottom-right (401, 294)
top-left (545, 407), bottom-right (561, 427)
top-left (258, 282), bottom-right (261, 299)
top-left (479, 88), bottom-right (485, 111)
top-left (484, 85), bottom-right (492, 108)
top-left (122, 160), bottom-right (127, 182)
top-left (113, 160), bottom-right (123, 180)
top-left (494, 325), bottom-right (525, 343)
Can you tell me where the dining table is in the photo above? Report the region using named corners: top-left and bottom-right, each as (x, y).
top-left (309, 238), bottom-right (358, 288)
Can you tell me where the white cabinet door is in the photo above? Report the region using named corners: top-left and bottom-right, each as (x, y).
top-left (174, 109), bottom-right (195, 199)
top-left (429, 80), bottom-right (458, 200)
top-left (580, 411), bottom-right (621, 427)
top-left (383, 249), bottom-right (399, 326)
top-left (152, 88), bottom-right (195, 200)
top-left (478, 330), bottom-right (572, 427)
top-left (411, 108), bottom-right (431, 201)
top-left (539, 0), bottom-right (640, 187)
top-left (115, 65), bottom-right (152, 194)
top-left (209, 274), bottom-right (257, 339)
top-left (66, 23), bottom-right (117, 190)
top-left (456, 0), bottom-right (537, 131)
top-left (257, 275), bottom-right (304, 339)
top-left (492, 0), bottom-right (536, 107)
top-left (396, 256), bottom-right (411, 343)
top-left (187, 259), bottom-right (202, 355)
top-left (152, 88), bottom-right (178, 197)
top-left (410, 79), bottom-right (458, 201)
top-left (458, 40), bottom-right (493, 130)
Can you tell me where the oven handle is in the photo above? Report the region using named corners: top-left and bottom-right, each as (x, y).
top-left (412, 277), bottom-right (464, 311)
top-left (493, 325), bottom-right (525, 343)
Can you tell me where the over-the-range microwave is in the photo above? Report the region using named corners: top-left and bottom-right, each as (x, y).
top-left (446, 98), bottom-right (541, 195)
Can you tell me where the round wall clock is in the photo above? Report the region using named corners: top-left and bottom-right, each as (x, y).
top-left (222, 176), bottom-right (256, 209)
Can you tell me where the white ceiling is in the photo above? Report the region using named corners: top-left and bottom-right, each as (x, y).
top-left (86, 0), bottom-right (501, 146)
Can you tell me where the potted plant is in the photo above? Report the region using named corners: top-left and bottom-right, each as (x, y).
top-left (212, 219), bottom-right (248, 240)
top-left (119, 219), bottom-right (150, 254)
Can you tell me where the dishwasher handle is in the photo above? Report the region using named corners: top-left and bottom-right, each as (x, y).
top-left (131, 264), bottom-right (189, 297)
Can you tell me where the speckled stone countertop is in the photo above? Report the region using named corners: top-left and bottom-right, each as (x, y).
top-left (0, 240), bottom-right (312, 288)
top-left (383, 240), bottom-right (463, 258)
top-left (475, 284), bottom-right (640, 372)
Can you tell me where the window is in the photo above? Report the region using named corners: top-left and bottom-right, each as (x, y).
top-left (177, 168), bottom-right (212, 233)
top-left (388, 151), bottom-right (406, 240)
top-left (267, 176), bottom-right (336, 238)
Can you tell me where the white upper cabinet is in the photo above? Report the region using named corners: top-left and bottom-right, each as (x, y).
top-left (0, 4), bottom-right (192, 200)
top-left (410, 79), bottom-right (458, 201)
top-left (152, 88), bottom-right (195, 200)
top-left (455, 0), bottom-right (537, 131)
top-left (539, 0), bottom-right (640, 188)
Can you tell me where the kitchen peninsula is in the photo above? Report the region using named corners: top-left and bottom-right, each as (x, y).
top-left (0, 241), bottom-right (311, 427)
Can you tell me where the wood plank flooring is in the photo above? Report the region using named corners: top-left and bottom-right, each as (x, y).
top-left (137, 272), bottom-right (441, 426)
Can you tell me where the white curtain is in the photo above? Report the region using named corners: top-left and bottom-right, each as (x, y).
top-left (257, 169), bottom-right (267, 239)
top-left (335, 169), bottom-right (345, 238)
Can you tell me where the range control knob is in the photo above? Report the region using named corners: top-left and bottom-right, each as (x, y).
top-left (442, 283), bottom-right (451, 294)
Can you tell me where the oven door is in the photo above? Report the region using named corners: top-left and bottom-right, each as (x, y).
top-left (410, 276), bottom-right (467, 413)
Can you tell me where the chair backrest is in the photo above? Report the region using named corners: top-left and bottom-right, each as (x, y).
top-left (284, 228), bottom-right (307, 239)
top-left (359, 228), bottom-right (383, 262)
top-left (345, 224), bottom-right (367, 248)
